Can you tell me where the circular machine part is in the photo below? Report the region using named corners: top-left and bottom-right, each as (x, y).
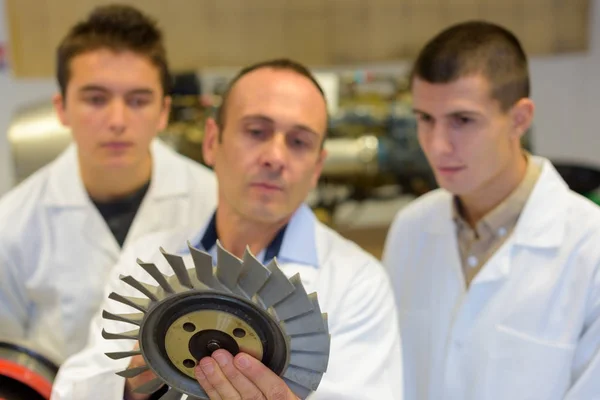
top-left (102, 241), bottom-right (331, 400)
top-left (0, 342), bottom-right (58, 400)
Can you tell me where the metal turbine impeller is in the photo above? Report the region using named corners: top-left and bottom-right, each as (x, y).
top-left (102, 241), bottom-right (330, 400)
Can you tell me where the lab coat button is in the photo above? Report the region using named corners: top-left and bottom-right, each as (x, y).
top-left (467, 256), bottom-right (478, 267)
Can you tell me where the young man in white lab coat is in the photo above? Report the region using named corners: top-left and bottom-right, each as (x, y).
top-left (383, 21), bottom-right (600, 400)
top-left (0, 5), bottom-right (216, 366)
top-left (50, 59), bottom-right (404, 400)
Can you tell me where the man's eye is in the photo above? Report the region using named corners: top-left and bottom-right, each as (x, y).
top-left (128, 97), bottom-right (151, 108)
top-left (454, 116), bottom-right (473, 126)
top-left (247, 128), bottom-right (265, 137)
top-left (85, 96), bottom-right (106, 106)
top-left (417, 114), bottom-right (433, 123)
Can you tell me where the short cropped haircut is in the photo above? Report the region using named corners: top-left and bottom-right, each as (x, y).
top-left (411, 20), bottom-right (530, 111)
top-left (56, 4), bottom-right (171, 97)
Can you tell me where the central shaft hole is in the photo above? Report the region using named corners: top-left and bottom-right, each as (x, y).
top-left (207, 339), bottom-right (221, 353)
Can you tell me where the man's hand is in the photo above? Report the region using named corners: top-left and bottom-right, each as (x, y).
top-left (194, 349), bottom-right (299, 400)
top-left (124, 343), bottom-right (156, 400)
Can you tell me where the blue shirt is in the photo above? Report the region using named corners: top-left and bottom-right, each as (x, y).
top-left (179, 203), bottom-right (319, 269)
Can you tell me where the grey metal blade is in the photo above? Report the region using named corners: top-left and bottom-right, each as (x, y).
top-left (188, 241), bottom-right (213, 283)
top-left (116, 365), bottom-right (149, 378)
top-left (120, 275), bottom-right (160, 302)
top-left (238, 248), bottom-right (271, 298)
top-left (272, 274), bottom-right (313, 321)
top-left (160, 248), bottom-right (193, 289)
top-left (289, 351), bottom-right (329, 373)
top-left (283, 312), bottom-right (328, 336)
top-left (158, 388), bottom-right (186, 400)
top-left (284, 378), bottom-right (313, 400)
top-left (283, 365), bottom-right (324, 391)
top-left (281, 295), bottom-right (327, 336)
top-left (256, 258), bottom-right (295, 308)
top-left (105, 350), bottom-right (141, 360)
top-left (216, 240), bottom-right (243, 291)
top-left (101, 328), bottom-right (139, 341)
top-left (290, 332), bottom-right (331, 353)
top-left (138, 259), bottom-right (175, 294)
top-left (108, 292), bottom-right (150, 313)
top-left (133, 377), bottom-right (166, 394)
top-left (102, 310), bottom-right (144, 326)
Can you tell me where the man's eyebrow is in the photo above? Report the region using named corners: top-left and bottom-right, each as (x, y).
top-left (241, 115), bottom-right (320, 136)
top-left (77, 85), bottom-right (156, 96)
top-left (412, 108), bottom-right (482, 118)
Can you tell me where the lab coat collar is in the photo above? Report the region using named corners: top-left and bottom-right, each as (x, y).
top-left (43, 138), bottom-right (189, 207)
top-left (511, 156), bottom-right (569, 248)
top-left (425, 156), bottom-right (570, 249)
top-left (181, 203), bottom-right (320, 268)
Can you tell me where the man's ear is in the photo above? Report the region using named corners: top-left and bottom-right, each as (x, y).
top-left (157, 95), bottom-right (172, 131)
top-left (510, 98), bottom-right (535, 140)
top-left (310, 147), bottom-right (328, 189)
top-left (202, 117), bottom-right (220, 167)
top-left (52, 93), bottom-right (70, 127)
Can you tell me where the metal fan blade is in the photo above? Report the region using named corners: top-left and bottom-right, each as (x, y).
top-left (133, 377), bottom-right (166, 394)
top-left (282, 296), bottom-right (327, 336)
top-left (158, 387), bottom-right (186, 400)
top-left (120, 275), bottom-right (160, 302)
top-left (272, 274), bottom-right (313, 321)
top-left (101, 328), bottom-right (140, 341)
top-left (215, 241), bottom-right (243, 291)
top-left (116, 365), bottom-right (150, 378)
top-left (288, 351), bottom-right (329, 373)
top-left (102, 310), bottom-right (144, 326)
top-left (238, 248), bottom-right (271, 298)
top-left (256, 258), bottom-right (296, 308)
top-left (188, 241), bottom-right (213, 283)
top-left (290, 332), bottom-right (330, 354)
top-left (283, 365), bottom-right (324, 391)
top-left (160, 248), bottom-right (193, 289)
top-left (108, 292), bottom-right (151, 313)
top-left (104, 244), bottom-right (330, 399)
top-left (284, 378), bottom-right (313, 400)
top-left (105, 350), bottom-right (141, 360)
top-left (138, 259), bottom-right (175, 294)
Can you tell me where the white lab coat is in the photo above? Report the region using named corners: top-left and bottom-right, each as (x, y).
top-left (0, 139), bottom-right (217, 365)
top-left (50, 207), bottom-right (404, 399)
top-left (383, 156), bottom-right (600, 400)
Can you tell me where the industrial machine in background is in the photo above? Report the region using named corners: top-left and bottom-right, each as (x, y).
top-left (8, 69), bottom-right (445, 230)
top-left (7, 69), bottom-right (546, 235)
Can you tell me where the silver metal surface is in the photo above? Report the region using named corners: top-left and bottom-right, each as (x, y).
top-left (7, 101), bottom-right (71, 184)
top-left (322, 135), bottom-right (380, 176)
top-left (102, 241), bottom-right (330, 399)
top-left (8, 100), bottom-right (382, 184)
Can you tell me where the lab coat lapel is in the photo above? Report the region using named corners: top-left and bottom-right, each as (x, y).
top-left (452, 159), bottom-right (570, 337)
top-left (121, 139), bottom-right (190, 250)
top-left (471, 158), bottom-right (569, 286)
top-left (42, 144), bottom-right (120, 259)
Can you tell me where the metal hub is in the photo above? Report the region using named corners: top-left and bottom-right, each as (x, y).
top-left (102, 241), bottom-right (330, 399)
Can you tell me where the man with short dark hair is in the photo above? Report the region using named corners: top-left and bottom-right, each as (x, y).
top-left (0, 4), bottom-right (216, 365)
top-left (383, 21), bottom-right (600, 400)
top-left (51, 58), bottom-right (404, 400)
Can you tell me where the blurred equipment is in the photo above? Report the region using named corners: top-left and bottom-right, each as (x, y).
top-left (0, 342), bottom-right (57, 400)
top-left (102, 242), bottom-right (329, 399)
top-left (7, 101), bottom-right (70, 184)
top-left (552, 162), bottom-right (600, 205)
top-left (6, 69), bottom-right (534, 257)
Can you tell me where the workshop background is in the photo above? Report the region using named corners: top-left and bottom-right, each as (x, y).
top-left (1, 0), bottom-right (599, 259)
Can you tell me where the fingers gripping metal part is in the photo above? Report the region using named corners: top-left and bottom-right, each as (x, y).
top-left (102, 240), bottom-right (330, 399)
